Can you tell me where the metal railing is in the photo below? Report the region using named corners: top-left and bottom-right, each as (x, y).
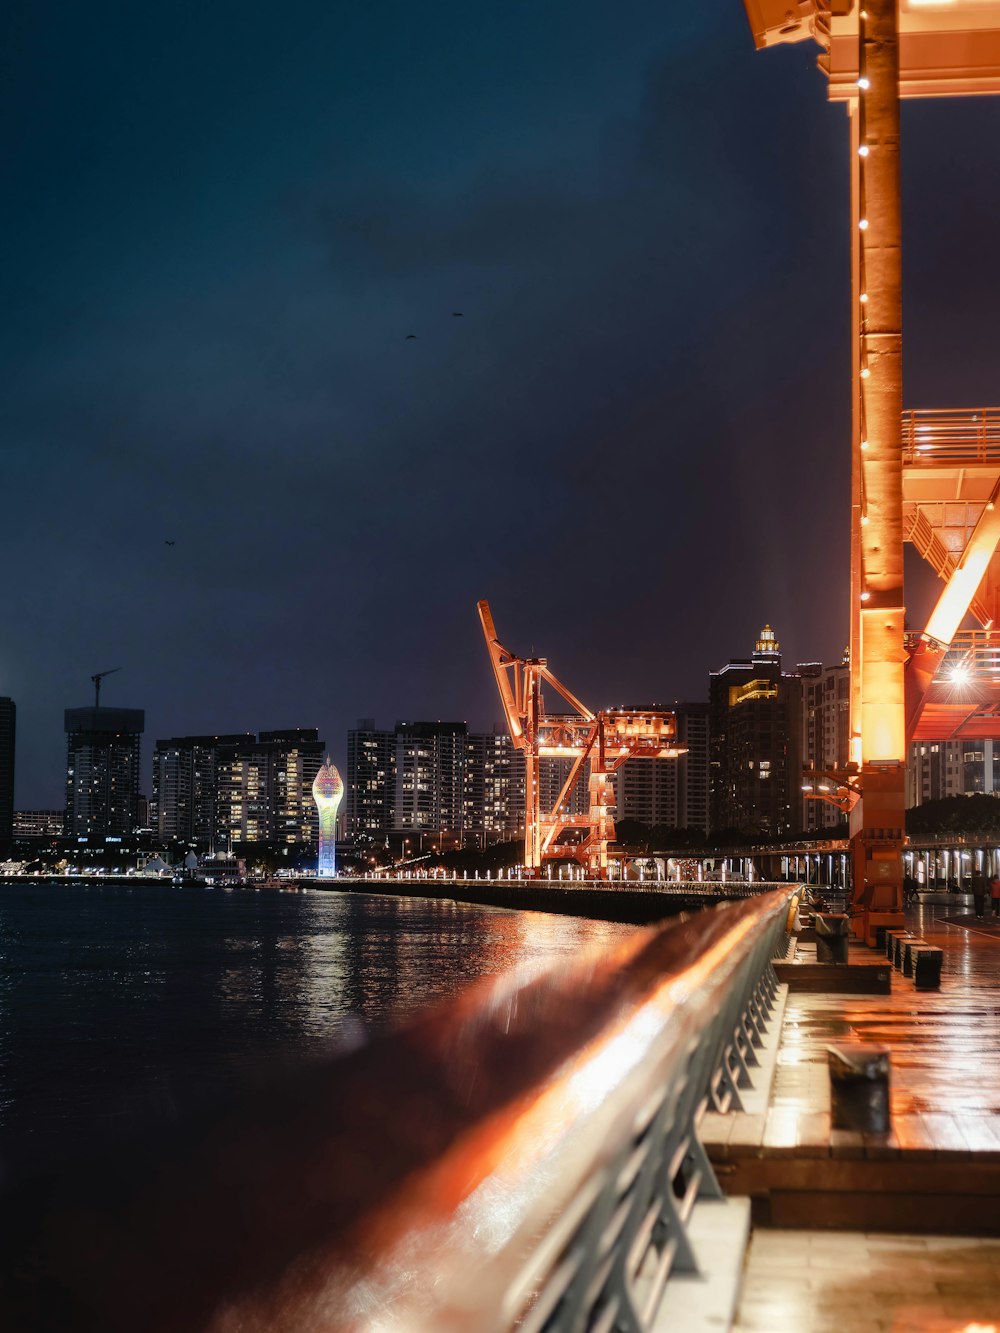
top-left (902, 407), bottom-right (1000, 464)
top-left (905, 629), bottom-right (1000, 688)
top-left (0, 888), bottom-right (797, 1332)
top-left (348, 872), bottom-right (778, 893)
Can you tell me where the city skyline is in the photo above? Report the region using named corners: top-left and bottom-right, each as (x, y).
top-left (4, 4), bottom-right (1000, 807)
top-left (6, 621), bottom-right (846, 811)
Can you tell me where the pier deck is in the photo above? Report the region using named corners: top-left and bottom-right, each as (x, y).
top-left (701, 892), bottom-right (1000, 1206)
top-left (700, 896), bottom-right (1000, 1328)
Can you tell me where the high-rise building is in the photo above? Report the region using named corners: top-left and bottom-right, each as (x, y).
top-left (345, 720), bottom-right (525, 843)
top-left (65, 706), bottom-right (144, 838)
top-left (906, 740), bottom-right (1000, 806)
top-left (0, 697), bottom-right (15, 846)
top-left (260, 729), bottom-right (327, 846)
top-left (611, 701), bottom-right (709, 835)
top-left (536, 758), bottom-right (591, 824)
top-left (214, 729), bottom-right (326, 848)
top-left (611, 703), bottom-right (678, 830)
top-left (152, 734), bottom-right (256, 846)
top-left (800, 656), bottom-right (851, 832)
top-left (464, 731), bottom-right (526, 843)
top-left (345, 721), bottom-right (397, 836)
top-left (708, 626), bottom-right (802, 839)
top-left (394, 722), bottom-right (467, 832)
top-left (676, 701), bottom-right (710, 836)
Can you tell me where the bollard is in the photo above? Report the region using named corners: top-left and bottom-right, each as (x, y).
top-left (902, 938), bottom-right (927, 977)
top-left (815, 913), bottom-right (850, 965)
top-left (890, 933), bottom-right (912, 965)
top-left (828, 1044), bottom-right (890, 1133)
top-left (892, 933), bottom-right (917, 970)
top-left (912, 946), bottom-right (944, 991)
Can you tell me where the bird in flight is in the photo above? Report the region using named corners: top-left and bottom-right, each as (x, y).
top-left (405, 334), bottom-right (417, 340)
top-left (452, 312), bottom-right (463, 317)
top-left (164, 540), bottom-right (176, 546)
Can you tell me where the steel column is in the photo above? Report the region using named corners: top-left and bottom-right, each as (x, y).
top-left (849, 0), bottom-right (906, 944)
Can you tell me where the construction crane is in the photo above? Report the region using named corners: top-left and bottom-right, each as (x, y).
top-left (91, 667), bottom-right (122, 710)
top-left (477, 601), bottom-right (685, 880)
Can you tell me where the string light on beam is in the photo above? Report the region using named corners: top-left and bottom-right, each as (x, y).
top-left (857, 76), bottom-right (870, 90)
top-left (858, 217), bottom-right (869, 231)
top-left (858, 144), bottom-right (870, 157)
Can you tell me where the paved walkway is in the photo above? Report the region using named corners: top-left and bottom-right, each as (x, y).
top-left (707, 897), bottom-right (1000, 1160)
top-left (734, 1228), bottom-right (1000, 1333)
top-left (717, 898), bottom-right (1000, 1330)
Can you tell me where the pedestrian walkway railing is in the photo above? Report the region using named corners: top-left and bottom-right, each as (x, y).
top-left (352, 872), bottom-right (788, 894)
top-left (0, 888), bottom-right (798, 1333)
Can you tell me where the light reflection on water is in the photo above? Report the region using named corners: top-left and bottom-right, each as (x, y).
top-left (0, 881), bottom-right (636, 1171)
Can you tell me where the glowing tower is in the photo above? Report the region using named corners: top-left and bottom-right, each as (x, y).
top-left (312, 756), bottom-right (344, 878)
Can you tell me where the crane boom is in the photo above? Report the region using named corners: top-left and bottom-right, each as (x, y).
top-left (91, 667), bottom-right (122, 710)
top-left (477, 601), bottom-right (684, 879)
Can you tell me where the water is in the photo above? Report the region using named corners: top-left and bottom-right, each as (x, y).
top-left (0, 880), bottom-right (635, 1175)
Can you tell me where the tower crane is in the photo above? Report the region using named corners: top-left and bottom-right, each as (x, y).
top-left (478, 601), bottom-right (685, 879)
top-left (91, 667), bottom-right (122, 710)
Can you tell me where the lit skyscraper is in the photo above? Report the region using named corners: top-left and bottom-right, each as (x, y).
top-left (312, 756), bottom-right (343, 878)
top-left (65, 706), bottom-right (144, 839)
top-left (0, 697), bottom-right (15, 848)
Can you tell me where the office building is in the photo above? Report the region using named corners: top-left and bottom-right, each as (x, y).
top-left (0, 697), bottom-right (14, 846)
top-left (65, 706), bottom-right (144, 838)
top-left (708, 626), bottom-right (802, 839)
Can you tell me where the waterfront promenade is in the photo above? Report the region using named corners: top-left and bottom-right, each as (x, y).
top-left (704, 894), bottom-right (1000, 1332)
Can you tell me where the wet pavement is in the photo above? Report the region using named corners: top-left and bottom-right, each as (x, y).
top-left (718, 896), bottom-right (1000, 1330)
top-left (734, 1228), bottom-right (1000, 1333)
top-left (709, 896), bottom-right (1000, 1159)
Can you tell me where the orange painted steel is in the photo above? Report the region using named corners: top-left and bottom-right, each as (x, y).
top-left (745, 0), bottom-right (1000, 944)
top-left (477, 600), bottom-right (683, 879)
top-left (901, 405), bottom-right (1000, 742)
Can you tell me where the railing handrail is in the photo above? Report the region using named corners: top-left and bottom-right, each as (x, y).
top-left (0, 889), bottom-right (798, 1332)
top-left (902, 406), bottom-right (1000, 464)
top-left (344, 876), bottom-right (796, 893)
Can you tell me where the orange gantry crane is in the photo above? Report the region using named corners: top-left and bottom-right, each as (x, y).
top-left (478, 600), bottom-right (684, 879)
top-left (744, 0), bottom-right (1000, 942)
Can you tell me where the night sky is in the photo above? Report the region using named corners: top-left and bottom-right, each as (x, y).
top-left (4, 2), bottom-right (1000, 806)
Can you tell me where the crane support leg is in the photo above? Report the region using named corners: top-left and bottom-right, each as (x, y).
top-left (848, 0), bottom-right (906, 944)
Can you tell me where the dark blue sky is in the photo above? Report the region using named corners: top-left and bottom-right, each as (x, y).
top-left (4, 2), bottom-right (1000, 805)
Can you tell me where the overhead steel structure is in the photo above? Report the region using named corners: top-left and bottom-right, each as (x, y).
top-left (743, 0), bottom-right (1000, 942)
top-left (478, 601), bottom-right (684, 878)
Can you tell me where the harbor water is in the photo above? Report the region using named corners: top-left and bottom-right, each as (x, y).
top-left (0, 880), bottom-right (635, 1176)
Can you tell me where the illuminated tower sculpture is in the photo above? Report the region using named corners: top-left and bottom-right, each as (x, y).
top-left (312, 756), bottom-right (344, 878)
